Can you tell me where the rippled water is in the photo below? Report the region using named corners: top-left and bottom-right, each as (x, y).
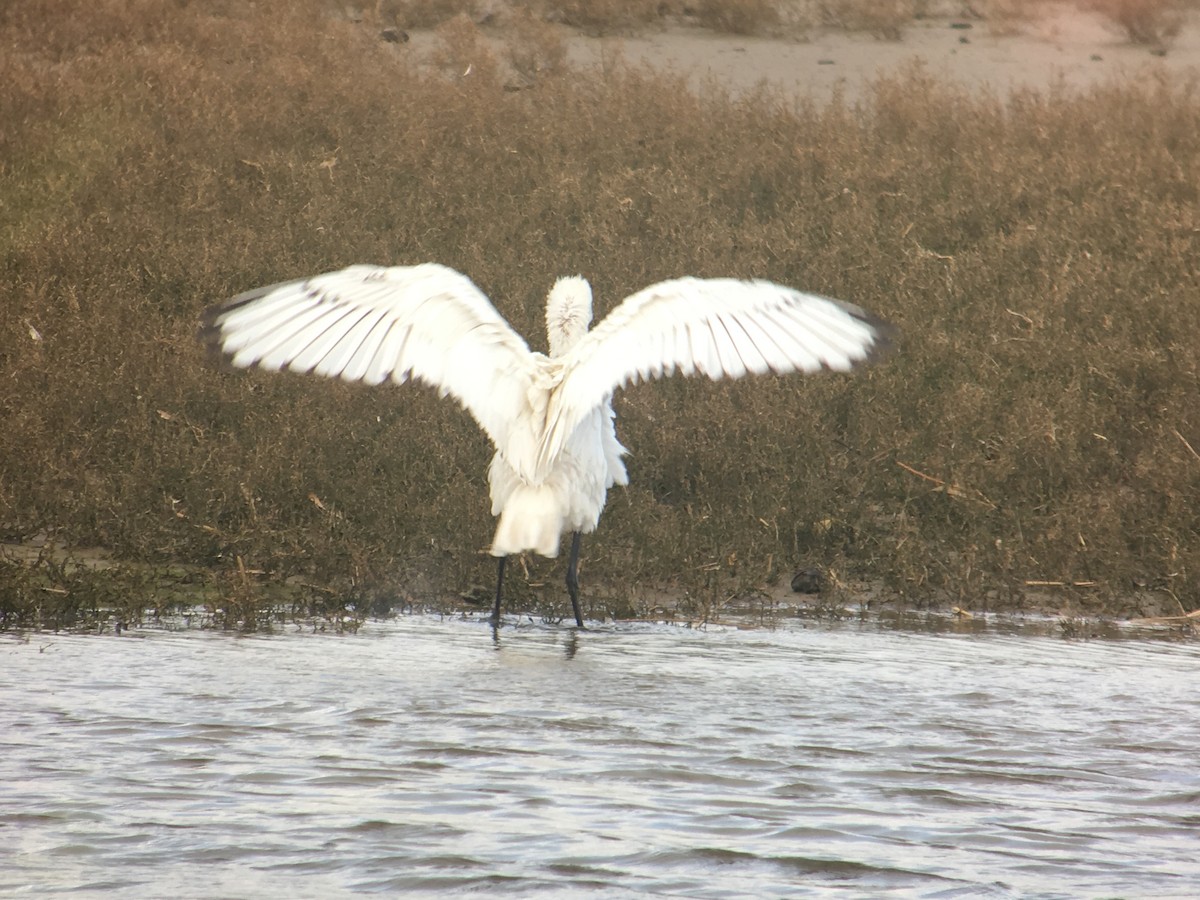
top-left (3, 614), bottom-right (1198, 898)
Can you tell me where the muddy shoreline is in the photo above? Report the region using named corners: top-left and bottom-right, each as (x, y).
top-left (3, 535), bottom-right (1191, 634)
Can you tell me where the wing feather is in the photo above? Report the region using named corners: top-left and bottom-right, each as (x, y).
top-left (313, 306), bottom-right (389, 379)
top-left (733, 311), bottom-right (774, 375)
top-left (709, 312), bottom-right (744, 379)
top-left (224, 296), bottom-right (326, 357)
top-left (289, 305), bottom-right (373, 374)
top-left (673, 322), bottom-right (695, 377)
top-left (734, 307), bottom-right (792, 375)
top-left (806, 306), bottom-right (874, 368)
top-left (238, 302), bottom-right (342, 370)
top-left (760, 308), bottom-right (823, 371)
top-left (339, 308), bottom-right (395, 382)
top-left (537, 277), bottom-right (892, 472)
top-left (201, 263), bottom-right (543, 477)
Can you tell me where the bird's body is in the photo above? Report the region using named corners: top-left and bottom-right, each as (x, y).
top-left (480, 274), bottom-right (630, 559)
top-left (201, 263), bottom-right (892, 626)
top-left (488, 400), bottom-right (627, 558)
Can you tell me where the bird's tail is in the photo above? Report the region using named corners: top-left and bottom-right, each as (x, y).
top-left (491, 483), bottom-right (564, 558)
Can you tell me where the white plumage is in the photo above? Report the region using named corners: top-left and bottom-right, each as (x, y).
top-left (201, 263), bottom-right (892, 626)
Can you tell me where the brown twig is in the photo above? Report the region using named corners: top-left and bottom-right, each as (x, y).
top-left (1023, 580), bottom-right (1098, 587)
top-left (896, 460), bottom-right (997, 509)
top-left (1172, 428), bottom-right (1200, 464)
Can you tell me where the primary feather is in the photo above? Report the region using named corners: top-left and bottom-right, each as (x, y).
top-left (200, 263), bottom-right (892, 560)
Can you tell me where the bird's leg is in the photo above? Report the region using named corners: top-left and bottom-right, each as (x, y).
top-left (566, 531), bottom-right (584, 627)
top-left (492, 555), bottom-right (507, 629)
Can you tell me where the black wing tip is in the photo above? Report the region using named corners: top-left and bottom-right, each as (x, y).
top-left (818, 294), bottom-right (899, 365)
top-left (196, 280), bottom-right (299, 368)
top-left (862, 312), bottom-right (899, 364)
top-left (197, 321), bottom-right (243, 374)
top-left (196, 305), bottom-right (221, 350)
top-left (197, 299), bottom-right (235, 362)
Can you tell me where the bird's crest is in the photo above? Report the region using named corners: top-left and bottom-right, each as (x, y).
top-left (545, 276), bottom-right (592, 358)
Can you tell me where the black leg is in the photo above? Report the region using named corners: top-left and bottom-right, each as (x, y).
top-left (492, 555), bottom-right (507, 629)
top-left (565, 531), bottom-right (584, 627)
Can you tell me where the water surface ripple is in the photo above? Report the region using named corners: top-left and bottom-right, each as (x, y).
top-left (3, 616), bottom-right (1197, 897)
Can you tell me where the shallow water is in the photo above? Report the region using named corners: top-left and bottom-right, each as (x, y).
top-left (2, 615), bottom-right (1197, 898)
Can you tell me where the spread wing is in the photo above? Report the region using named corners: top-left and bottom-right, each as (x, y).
top-left (537, 277), bottom-right (893, 473)
top-left (200, 263), bottom-right (546, 478)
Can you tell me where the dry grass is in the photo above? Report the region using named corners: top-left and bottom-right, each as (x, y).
top-left (1086, 0), bottom-right (1189, 43)
top-left (814, 1), bottom-right (915, 38)
top-left (341, 0), bottom-right (1200, 40)
top-left (519, 0), bottom-right (669, 32)
top-left (979, 0), bottom-right (1043, 36)
top-left (1, 0), bottom-right (1198, 628)
top-left (691, 0), bottom-right (783, 34)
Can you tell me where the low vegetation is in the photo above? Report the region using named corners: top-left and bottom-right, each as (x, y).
top-left (1, 0), bottom-right (1197, 629)
top-left (376, 0), bottom-right (1199, 42)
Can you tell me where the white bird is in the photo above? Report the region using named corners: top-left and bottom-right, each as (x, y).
top-left (200, 263), bottom-right (893, 627)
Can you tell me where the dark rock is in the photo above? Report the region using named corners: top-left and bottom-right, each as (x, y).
top-left (791, 567), bottom-right (823, 594)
